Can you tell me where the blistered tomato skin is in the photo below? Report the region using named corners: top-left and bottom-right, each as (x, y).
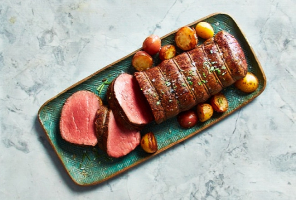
top-left (177, 110), bottom-right (198, 129)
top-left (141, 132), bottom-right (158, 153)
top-left (142, 35), bottom-right (161, 55)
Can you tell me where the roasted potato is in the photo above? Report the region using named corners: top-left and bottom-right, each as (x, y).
top-left (132, 51), bottom-right (153, 71)
top-left (141, 132), bottom-right (158, 153)
top-left (177, 110), bottom-right (198, 128)
top-left (159, 44), bottom-right (176, 60)
top-left (234, 72), bottom-right (259, 93)
top-left (195, 22), bottom-right (214, 39)
top-left (196, 103), bottom-right (213, 122)
top-left (142, 34), bottom-right (161, 55)
top-left (210, 93), bottom-right (228, 113)
top-left (175, 26), bottom-right (198, 51)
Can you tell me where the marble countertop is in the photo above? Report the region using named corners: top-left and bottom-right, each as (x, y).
top-left (1, 0), bottom-right (296, 199)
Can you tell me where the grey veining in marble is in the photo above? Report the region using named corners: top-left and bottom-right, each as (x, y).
top-left (1, 0), bottom-right (296, 199)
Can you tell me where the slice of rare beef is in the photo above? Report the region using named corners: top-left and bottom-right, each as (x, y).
top-left (107, 73), bottom-right (154, 130)
top-left (60, 90), bottom-right (102, 146)
top-left (95, 106), bottom-right (141, 158)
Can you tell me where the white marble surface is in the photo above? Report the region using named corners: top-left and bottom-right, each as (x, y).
top-left (1, 0), bottom-right (296, 199)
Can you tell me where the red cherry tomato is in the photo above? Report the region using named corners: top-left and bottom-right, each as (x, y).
top-left (177, 110), bottom-right (198, 129)
top-left (142, 35), bottom-right (161, 55)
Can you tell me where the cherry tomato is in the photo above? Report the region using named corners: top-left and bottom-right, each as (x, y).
top-left (142, 35), bottom-right (161, 55)
top-left (195, 22), bottom-right (214, 39)
top-left (141, 132), bottom-right (158, 153)
top-left (177, 110), bottom-right (198, 128)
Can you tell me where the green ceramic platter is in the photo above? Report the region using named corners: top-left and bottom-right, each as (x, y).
top-left (38, 13), bottom-right (266, 186)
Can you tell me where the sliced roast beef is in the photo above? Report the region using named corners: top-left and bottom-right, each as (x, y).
top-left (59, 90), bottom-right (102, 146)
top-left (134, 71), bottom-right (166, 124)
top-left (214, 31), bottom-right (248, 81)
top-left (158, 59), bottom-right (196, 112)
top-left (187, 46), bottom-right (223, 95)
top-left (203, 37), bottom-right (235, 87)
top-left (95, 106), bottom-right (141, 158)
top-left (107, 73), bottom-right (154, 130)
top-left (173, 53), bottom-right (210, 104)
top-left (145, 66), bottom-right (179, 121)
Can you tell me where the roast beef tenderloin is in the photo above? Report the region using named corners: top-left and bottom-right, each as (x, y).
top-left (59, 90), bottom-right (102, 146)
top-left (173, 53), bottom-right (210, 104)
top-left (134, 71), bottom-right (166, 124)
top-left (95, 105), bottom-right (141, 158)
top-left (107, 73), bottom-right (153, 130)
top-left (187, 46), bottom-right (223, 95)
top-left (214, 31), bottom-right (248, 81)
top-left (135, 31), bottom-right (247, 123)
top-left (158, 59), bottom-right (196, 112)
top-left (145, 66), bottom-right (179, 121)
top-left (203, 37), bottom-right (235, 87)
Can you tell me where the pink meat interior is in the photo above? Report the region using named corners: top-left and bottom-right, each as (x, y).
top-left (60, 91), bottom-right (99, 146)
top-left (114, 73), bottom-right (153, 124)
top-left (106, 111), bottom-right (140, 158)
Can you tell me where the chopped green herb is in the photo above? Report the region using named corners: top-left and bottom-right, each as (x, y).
top-left (218, 97), bottom-right (223, 105)
top-left (165, 81), bottom-right (171, 87)
top-left (221, 65), bottom-right (226, 70)
top-left (96, 79), bottom-right (112, 94)
top-left (188, 80), bottom-right (193, 85)
top-left (182, 83), bottom-right (186, 87)
top-left (156, 101), bottom-right (161, 105)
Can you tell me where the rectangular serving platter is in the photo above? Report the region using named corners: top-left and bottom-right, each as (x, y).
top-left (38, 13), bottom-right (266, 186)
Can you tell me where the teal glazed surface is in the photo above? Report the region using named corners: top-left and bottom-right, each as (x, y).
top-left (38, 13), bottom-right (266, 186)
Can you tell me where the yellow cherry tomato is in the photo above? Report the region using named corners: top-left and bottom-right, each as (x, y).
top-left (195, 22), bottom-right (214, 39)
